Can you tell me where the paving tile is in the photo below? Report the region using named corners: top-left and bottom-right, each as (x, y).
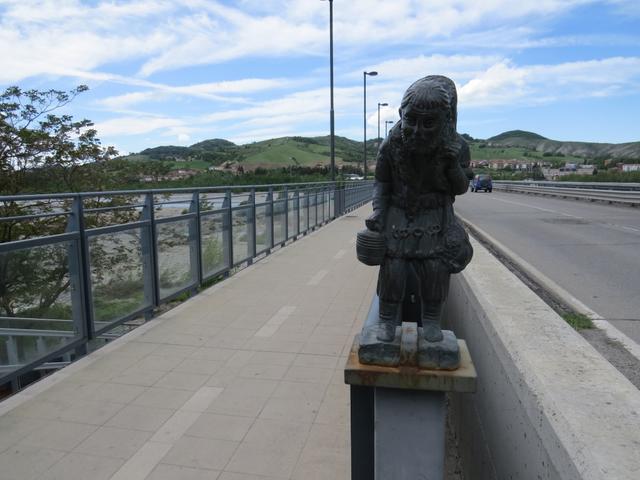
top-left (9, 398), bottom-right (70, 420)
top-left (225, 442), bottom-right (302, 479)
top-left (154, 371), bottom-right (210, 391)
top-left (131, 386), bottom-right (194, 409)
top-left (218, 473), bottom-right (277, 480)
top-left (0, 415), bottom-right (48, 452)
top-left (299, 342), bottom-right (343, 356)
top-left (38, 452), bottom-right (124, 480)
top-left (293, 353), bottom-right (339, 369)
top-left (189, 347), bottom-right (237, 362)
top-left (271, 381), bottom-right (328, 402)
top-left (112, 341), bottom-right (160, 359)
top-left (134, 354), bottom-right (186, 372)
top-left (0, 445), bottom-right (66, 480)
top-left (149, 411), bottom-right (201, 444)
top-left (73, 426), bottom-right (151, 459)
top-left (291, 446), bottom-right (349, 480)
top-left (147, 463), bottom-right (221, 480)
top-left (162, 436), bottom-right (238, 471)
top-left (185, 413), bottom-right (254, 441)
top-left (224, 378), bottom-right (278, 398)
top-left (154, 344), bottom-right (200, 357)
top-left (109, 441), bottom-right (173, 480)
top-left (58, 400), bottom-right (124, 425)
top-left (246, 351), bottom-right (296, 366)
top-left (238, 363), bottom-right (289, 380)
top-left (174, 357), bottom-right (224, 375)
top-left (106, 404), bottom-right (175, 431)
top-left (242, 418), bottom-right (311, 449)
top-left (284, 366), bottom-right (334, 384)
top-left (206, 392), bottom-right (268, 418)
top-left (259, 396), bottom-right (320, 423)
top-left (111, 367), bottom-right (166, 387)
top-left (18, 420), bottom-right (98, 451)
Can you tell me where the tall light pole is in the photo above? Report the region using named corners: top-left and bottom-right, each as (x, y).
top-left (321, 0), bottom-right (335, 181)
top-left (363, 71), bottom-right (378, 179)
top-left (385, 120), bottom-right (394, 137)
top-left (377, 102), bottom-right (388, 148)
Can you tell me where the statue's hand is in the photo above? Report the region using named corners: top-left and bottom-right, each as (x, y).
top-left (443, 143), bottom-right (461, 169)
top-left (365, 211), bottom-right (384, 232)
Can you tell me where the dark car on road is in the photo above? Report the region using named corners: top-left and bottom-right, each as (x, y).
top-left (470, 174), bottom-right (492, 192)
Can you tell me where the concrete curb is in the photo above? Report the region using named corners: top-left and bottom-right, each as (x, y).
top-left (457, 213), bottom-right (640, 363)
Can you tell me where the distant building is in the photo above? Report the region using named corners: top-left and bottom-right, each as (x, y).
top-left (620, 164), bottom-right (640, 172)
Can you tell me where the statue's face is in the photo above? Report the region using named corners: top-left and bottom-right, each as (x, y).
top-left (400, 104), bottom-right (447, 149)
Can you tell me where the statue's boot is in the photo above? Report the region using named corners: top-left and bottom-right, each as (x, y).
top-left (421, 302), bottom-right (444, 342)
top-left (376, 301), bottom-right (399, 342)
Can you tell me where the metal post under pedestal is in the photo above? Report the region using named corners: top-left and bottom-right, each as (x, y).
top-left (345, 336), bottom-right (476, 480)
top-left (375, 388), bottom-right (445, 480)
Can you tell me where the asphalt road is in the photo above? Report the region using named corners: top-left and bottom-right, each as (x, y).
top-left (454, 190), bottom-right (640, 344)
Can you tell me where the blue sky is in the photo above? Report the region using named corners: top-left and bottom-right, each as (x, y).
top-left (1, 0), bottom-right (639, 154)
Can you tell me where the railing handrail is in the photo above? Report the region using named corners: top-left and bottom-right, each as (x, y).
top-left (0, 180), bottom-right (371, 203)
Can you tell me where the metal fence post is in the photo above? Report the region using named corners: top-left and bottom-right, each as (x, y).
top-left (70, 196), bottom-right (95, 343)
top-left (142, 193), bottom-right (159, 309)
top-left (268, 187), bottom-right (275, 250)
top-left (284, 186), bottom-right (289, 242)
top-left (190, 192), bottom-right (203, 288)
top-left (224, 190), bottom-right (233, 270)
top-left (249, 189), bottom-right (257, 262)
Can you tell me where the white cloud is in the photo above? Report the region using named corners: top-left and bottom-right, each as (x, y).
top-left (458, 57), bottom-right (640, 107)
top-left (97, 77), bottom-right (295, 109)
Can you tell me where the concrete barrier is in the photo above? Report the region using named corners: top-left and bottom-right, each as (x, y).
top-left (444, 237), bottom-right (640, 480)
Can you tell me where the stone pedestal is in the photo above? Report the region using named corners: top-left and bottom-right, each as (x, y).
top-left (345, 336), bottom-right (476, 480)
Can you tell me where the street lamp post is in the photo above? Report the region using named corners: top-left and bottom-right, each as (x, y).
top-left (321, 0), bottom-right (336, 181)
top-left (385, 120), bottom-right (394, 137)
top-left (377, 102), bottom-right (388, 149)
top-left (363, 71), bottom-right (378, 179)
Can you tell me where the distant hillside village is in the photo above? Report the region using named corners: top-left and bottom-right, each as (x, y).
top-left (470, 159), bottom-right (640, 180)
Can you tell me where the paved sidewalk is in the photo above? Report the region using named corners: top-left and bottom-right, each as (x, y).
top-left (0, 205), bottom-right (377, 480)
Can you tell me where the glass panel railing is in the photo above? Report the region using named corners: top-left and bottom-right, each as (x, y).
top-left (309, 192), bottom-right (317, 227)
top-left (156, 219), bottom-right (197, 300)
top-left (287, 197), bottom-right (298, 238)
top-left (273, 199), bottom-right (286, 245)
top-left (0, 240), bottom-right (80, 376)
top-left (299, 193), bottom-right (308, 233)
top-left (255, 204), bottom-right (269, 254)
top-left (200, 212), bottom-right (228, 279)
top-left (88, 227), bottom-right (150, 326)
top-left (232, 207), bottom-right (252, 264)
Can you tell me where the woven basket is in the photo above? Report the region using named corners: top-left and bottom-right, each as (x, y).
top-left (356, 229), bottom-right (386, 266)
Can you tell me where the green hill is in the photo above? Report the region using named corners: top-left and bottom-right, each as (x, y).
top-left (120, 135), bottom-right (373, 171)
top-left (120, 130), bottom-right (640, 174)
top-left (486, 130), bottom-right (640, 160)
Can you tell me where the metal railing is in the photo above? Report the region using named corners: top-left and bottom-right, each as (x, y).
top-left (492, 180), bottom-right (640, 206)
top-left (0, 180), bottom-right (373, 389)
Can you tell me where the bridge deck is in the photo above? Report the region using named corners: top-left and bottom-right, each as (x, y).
top-left (0, 205), bottom-right (376, 480)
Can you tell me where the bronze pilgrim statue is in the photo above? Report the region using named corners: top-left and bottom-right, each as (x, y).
top-left (356, 75), bottom-right (473, 369)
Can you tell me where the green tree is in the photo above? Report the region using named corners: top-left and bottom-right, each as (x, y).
top-left (1, 85), bottom-right (117, 195)
top-left (0, 86), bottom-right (122, 319)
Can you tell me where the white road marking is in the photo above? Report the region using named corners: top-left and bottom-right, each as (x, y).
top-left (114, 385), bottom-right (224, 479)
top-left (490, 195), bottom-right (640, 236)
top-left (307, 269), bottom-right (328, 286)
top-left (254, 305), bottom-right (297, 337)
top-left (334, 249), bottom-right (347, 259)
top-left (490, 196), bottom-right (582, 218)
